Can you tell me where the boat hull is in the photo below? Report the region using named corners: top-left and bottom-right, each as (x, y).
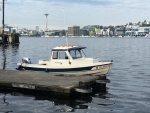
top-left (17, 63), bottom-right (112, 76)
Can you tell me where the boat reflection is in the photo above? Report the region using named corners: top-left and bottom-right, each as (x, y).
top-left (0, 81), bottom-right (111, 110)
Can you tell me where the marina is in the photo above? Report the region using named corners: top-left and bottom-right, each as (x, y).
top-left (0, 37), bottom-right (150, 113)
top-left (0, 0), bottom-right (150, 112)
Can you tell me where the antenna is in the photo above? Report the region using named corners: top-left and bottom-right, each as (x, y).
top-left (63, 8), bottom-right (68, 47)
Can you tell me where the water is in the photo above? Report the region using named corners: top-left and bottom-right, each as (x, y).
top-left (0, 37), bottom-right (150, 113)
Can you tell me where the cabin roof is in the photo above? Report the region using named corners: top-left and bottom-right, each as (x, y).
top-left (52, 44), bottom-right (86, 51)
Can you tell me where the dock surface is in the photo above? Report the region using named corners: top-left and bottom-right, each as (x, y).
top-left (0, 70), bottom-right (101, 94)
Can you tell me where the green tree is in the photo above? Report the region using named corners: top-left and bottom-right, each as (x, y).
top-left (89, 31), bottom-right (94, 36)
top-left (144, 20), bottom-right (147, 23)
top-left (129, 22), bottom-right (133, 25)
top-left (138, 21), bottom-right (141, 25)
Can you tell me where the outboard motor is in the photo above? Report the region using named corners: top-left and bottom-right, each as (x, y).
top-left (22, 57), bottom-right (31, 64)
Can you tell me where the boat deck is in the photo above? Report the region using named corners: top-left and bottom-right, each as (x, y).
top-left (0, 70), bottom-right (104, 94)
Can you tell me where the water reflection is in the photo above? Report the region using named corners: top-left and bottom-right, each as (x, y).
top-left (1, 45), bottom-right (6, 70)
top-left (0, 82), bottom-right (112, 112)
top-left (0, 44), bottom-right (19, 70)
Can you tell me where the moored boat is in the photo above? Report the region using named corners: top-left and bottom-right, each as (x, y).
top-left (17, 44), bottom-right (112, 75)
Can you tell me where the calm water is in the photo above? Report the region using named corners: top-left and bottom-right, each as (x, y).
top-left (0, 37), bottom-right (150, 113)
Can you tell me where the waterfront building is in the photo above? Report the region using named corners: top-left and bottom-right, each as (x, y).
top-left (114, 26), bottom-right (126, 36)
top-left (36, 26), bottom-right (39, 31)
top-left (138, 27), bottom-right (150, 34)
top-left (51, 30), bottom-right (66, 36)
top-left (125, 27), bottom-right (150, 36)
top-left (96, 29), bottom-right (103, 36)
top-left (83, 25), bottom-right (100, 31)
top-left (102, 29), bottom-right (109, 36)
top-left (68, 26), bottom-right (80, 36)
top-left (0, 26), bottom-right (18, 34)
top-left (28, 30), bottom-right (38, 36)
top-left (125, 31), bottom-right (134, 36)
top-left (44, 31), bottom-right (54, 36)
top-left (19, 28), bottom-right (29, 36)
top-left (115, 29), bottom-right (125, 36)
top-left (80, 29), bottom-right (89, 36)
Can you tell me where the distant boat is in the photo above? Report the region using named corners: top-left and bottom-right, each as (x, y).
top-left (16, 44), bottom-right (113, 75)
top-left (145, 34), bottom-right (150, 38)
top-left (41, 35), bottom-right (50, 38)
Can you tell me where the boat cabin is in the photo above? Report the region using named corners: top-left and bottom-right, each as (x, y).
top-left (51, 45), bottom-right (86, 61)
top-left (39, 44), bottom-right (97, 66)
top-left (41, 45), bottom-right (88, 66)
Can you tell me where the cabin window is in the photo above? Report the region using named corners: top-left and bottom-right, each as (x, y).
top-left (69, 49), bottom-right (82, 59)
top-left (59, 51), bottom-right (68, 59)
top-left (52, 51), bottom-right (58, 59)
top-left (52, 51), bottom-right (68, 60)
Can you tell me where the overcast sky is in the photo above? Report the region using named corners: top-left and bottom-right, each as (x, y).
top-left (0, 0), bottom-right (150, 30)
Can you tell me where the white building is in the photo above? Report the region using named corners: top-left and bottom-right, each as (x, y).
top-left (125, 27), bottom-right (150, 36)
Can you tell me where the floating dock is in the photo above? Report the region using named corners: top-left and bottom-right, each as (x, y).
top-left (0, 70), bottom-right (108, 95)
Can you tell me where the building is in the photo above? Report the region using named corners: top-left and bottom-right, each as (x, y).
top-left (19, 28), bottom-right (29, 36)
top-left (68, 26), bottom-right (80, 36)
top-left (80, 29), bottom-right (89, 36)
top-left (83, 25), bottom-right (100, 31)
top-left (0, 26), bottom-right (18, 34)
top-left (36, 26), bottom-right (39, 31)
top-left (125, 27), bottom-right (150, 36)
top-left (115, 27), bottom-right (126, 36)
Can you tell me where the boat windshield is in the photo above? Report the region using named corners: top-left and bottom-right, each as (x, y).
top-left (69, 49), bottom-right (86, 59)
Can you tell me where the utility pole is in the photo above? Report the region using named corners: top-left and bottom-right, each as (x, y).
top-left (2, 0), bottom-right (6, 70)
top-left (2, 0), bottom-right (5, 44)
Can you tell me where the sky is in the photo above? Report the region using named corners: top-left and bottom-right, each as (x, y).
top-left (0, 0), bottom-right (150, 30)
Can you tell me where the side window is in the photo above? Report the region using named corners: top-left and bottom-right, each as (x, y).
top-left (59, 51), bottom-right (68, 59)
top-left (69, 50), bottom-right (82, 59)
top-left (52, 51), bottom-right (68, 60)
top-left (76, 50), bottom-right (82, 58)
top-left (70, 50), bottom-right (75, 58)
top-left (52, 51), bottom-right (58, 59)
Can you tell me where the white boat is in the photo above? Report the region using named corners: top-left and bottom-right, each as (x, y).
top-left (17, 44), bottom-right (112, 75)
top-left (41, 35), bottom-right (50, 38)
